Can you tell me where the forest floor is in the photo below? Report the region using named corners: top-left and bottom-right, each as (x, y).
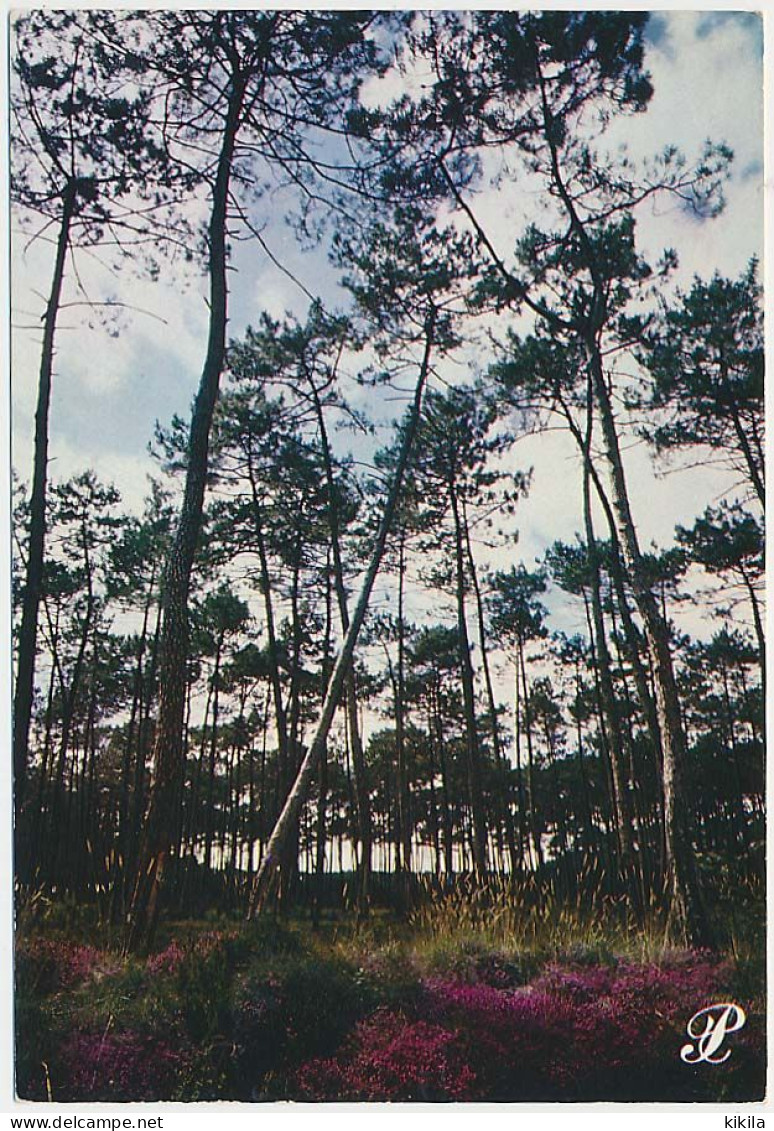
top-left (15, 892), bottom-right (766, 1104)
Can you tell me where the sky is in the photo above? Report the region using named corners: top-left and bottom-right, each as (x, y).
top-left (9, 9), bottom-right (765, 656)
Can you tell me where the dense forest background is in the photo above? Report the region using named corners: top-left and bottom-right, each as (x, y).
top-left (11, 8), bottom-right (764, 943)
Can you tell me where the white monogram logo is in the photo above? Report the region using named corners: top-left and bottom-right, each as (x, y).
top-left (680, 1003), bottom-right (747, 1065)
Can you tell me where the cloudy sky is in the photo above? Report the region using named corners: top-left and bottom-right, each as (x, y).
top-left (9, 9), bottom-right (765, 651)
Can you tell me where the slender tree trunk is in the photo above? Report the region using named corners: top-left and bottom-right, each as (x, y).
top-left (559, 389), bottom-right (664, 790)
top-left (81, 647), bottom-right (100, 853)
top-left (248, 315), bottom-right (436, 916)
top-left (277, 549), bottom-right (304, 911)
top-left (611, 622), bottom-right (656, 897)
top-left (128, 599), bottom-right (162, 882)
top-left (126, 75), bottom-right (246, 953)
top-left (572, 675), bottom-right (596, 859)
top-left (518, 641), bottom-right (543, 872)
top-left (245, 730), bottom-right (257, 890)
top-left (226, 742), bottom-right (239, 876)
top-left (395, 529), bottom-right (412, 887)
top-left (47, 591), bottom-right (94, 876)
top-left (313, 688), bottom-right (329, 931)
top-left (542, 719), bottom-right (573, 896)
top-left (512, 661), bottom-right (527, 872)
top-left (720, 663), bottom-right (751, 857)
top-left (727, 388), bottom-right (765, 508)
top-left (580, 389), bottom-right (642, 917)
top-left (14, 182), bottom-right (77, 830)
top-left (426, 702), bottom-right (442, 878)
top-left (449, 488), bottom-right (488, 878)
top-left (342, 716), bottom-right (359, 882)
top-left (255, 691), bottom-right (270, 869)
top-left (433, 683), bottom-right (455, 882)
top-left (114, 571), bottom-right (157, 921)
top-left (248, 479), bottom-right (290, 792)
top-left (204, 641), bottom-right (222, 872)
top-left (580, 595), bottom-right (616, 849)
top-left (588, 340), bottom-right (713, 947)
top-left (464, 517), bottom-right (519, 875)
top-left (309, 376), bottom-right (372, 910)
top-left (27, 660), bottom-right (57, 882)
top-left (738, 564), bottom-right (766, 685)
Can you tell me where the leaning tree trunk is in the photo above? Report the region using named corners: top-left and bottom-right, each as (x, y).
top-left (126, 76), bottom-right (245, 954)
top-left (310, 377), bottom-right (372, 912)
top-left (248, 315), bottom-right (436, 917)
top-left (14, 181), bottom-right (76, 831)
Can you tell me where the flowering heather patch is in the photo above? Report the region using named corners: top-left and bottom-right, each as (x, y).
top-left (147, 928), bottom-right (240, 977)
top-left (146, 940), bottom-right (186, 977)
top-left (291, 953), bottom-right (762, 1102)
top-left (56, 1029), bottom-right (187, 1102)
top-left (16, 939), bottom-right (119, 995)
top-left (16, 933), bottom-right (765, 1103)
top-left (235, 954), bottom-right (380, 1096)
top-left (532, 951), bottom-right (731, 1014)
top-left (293, 1009), bottom-right (477, 1102)
top-left (422, 980), bottom-right (578, 1098)
top-left (420, 954), bottom-right (754, 1100)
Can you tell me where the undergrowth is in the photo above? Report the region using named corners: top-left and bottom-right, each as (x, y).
top-left (14, 887), bottom-right (766, 1103)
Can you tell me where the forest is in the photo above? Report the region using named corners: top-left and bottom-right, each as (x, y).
top-left (11, 10), bottom-right (764, 1104)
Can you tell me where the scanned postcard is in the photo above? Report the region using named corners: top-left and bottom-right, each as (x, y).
top-left (8, 8), bottom-right (766, 1108)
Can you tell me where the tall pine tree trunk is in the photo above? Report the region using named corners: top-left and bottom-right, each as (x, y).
top-left (127, 76), bottom-right (246, 953)
top-left (14, 181), bottom-right (76, 830)
top-left (588, 341), bottom-right (713, 947)
top-left (580, 386), bottom-right (642, 918)
top-left (449, 488), bottom-right (488, 878)
top-left (395, 530), bottom-right (412, 888)
top-left (464, 516), bottom-right (519, 875)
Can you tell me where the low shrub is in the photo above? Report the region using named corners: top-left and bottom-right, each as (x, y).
top-left (418, 935), bottom-right (531, 988)
top-left (351, 947), bottom-right (424, 1010)
top-left (290, 952), bottom-right (764, 1102)
top-left (16, 939), bottom-right (119, 997)
top-left (15, 921), bottom-right (765, 1105)
top-left (146, 940), bottom-right (186, 977)
top-left (235, 953), bottom-right (386, 1098)
top-left (173, 933), bottom-right (237, 1042)
top-left (293, 1009), bottom-right (477, 1102)
top-left (54, 1029), bottom-right (187, 1103)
